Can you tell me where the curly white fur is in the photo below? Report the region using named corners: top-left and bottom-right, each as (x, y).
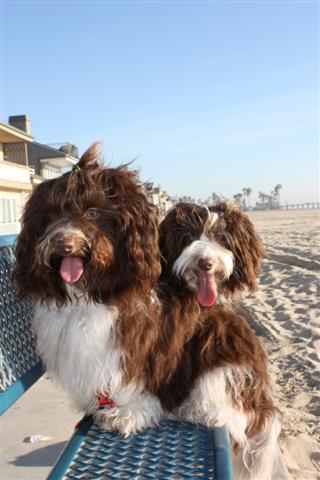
top-left (173, 235), bottom-right (234, 291)
top-left (32, 288), bottom-right (163, 433)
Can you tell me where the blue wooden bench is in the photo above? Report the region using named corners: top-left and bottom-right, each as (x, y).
top-left (0, 238), bottom-right (233, 480)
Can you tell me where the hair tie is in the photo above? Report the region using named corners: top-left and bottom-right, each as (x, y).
top-left (72, 163), bottom-right (82, 173)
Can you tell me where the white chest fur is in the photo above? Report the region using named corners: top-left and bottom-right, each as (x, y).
top-left (32, 295), bottom-right (123, 411)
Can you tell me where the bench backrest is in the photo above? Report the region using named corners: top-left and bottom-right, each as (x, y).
top-left (0, 239), bottom-right (43, 415)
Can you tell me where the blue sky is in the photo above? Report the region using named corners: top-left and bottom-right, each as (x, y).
top-left (1, 1), bottom-right (319, 204)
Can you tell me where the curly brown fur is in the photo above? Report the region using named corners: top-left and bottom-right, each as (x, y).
top-left (210, 202), bottom-right (266, 295)
top-left (152, 304), bottom-right (276, 437)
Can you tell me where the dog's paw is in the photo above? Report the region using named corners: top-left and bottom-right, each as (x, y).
top-left (93, 393), bottom-right (163, 436)
top-left (93, 409), bottom-right (117, 432)
top-left (93, 407), bottom-right (144, 436)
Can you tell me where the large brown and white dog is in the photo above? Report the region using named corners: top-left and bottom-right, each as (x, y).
top-left (154, 202), bottom-right (282, 480)
top-left (14, 143), bottom-right (164, 432)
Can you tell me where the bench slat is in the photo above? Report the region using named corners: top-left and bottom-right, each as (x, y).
top-left (0, 361), bottom-right (43, 415)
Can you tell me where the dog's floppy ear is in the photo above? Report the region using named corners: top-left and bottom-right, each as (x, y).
top-left (123, 199), bottom-right (161, 291)
top-left (14, 180), bottom-right (67, 303)
top-left (210, 202), bottom-right (265, 294)
top-left (76, 142), bottom-right (102, 172)
top-left (94, 166), bottom-right (162, 298)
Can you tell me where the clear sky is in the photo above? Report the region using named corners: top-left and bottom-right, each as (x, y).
top-left (1, 1), bottom-right (319, 205)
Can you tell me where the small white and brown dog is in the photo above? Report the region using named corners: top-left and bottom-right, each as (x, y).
top-left (154, 202), bottom-right (283, 480)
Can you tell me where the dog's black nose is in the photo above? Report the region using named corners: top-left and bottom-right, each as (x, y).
top-left (56, 235), bottom-right (76, 255)
top-left (198, 258), bottom-right (213, 272)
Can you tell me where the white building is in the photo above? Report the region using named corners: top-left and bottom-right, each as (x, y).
top-left (0, 121), bottom-right (34, 239)
top-left (0, 115), bottom-right (78, 240)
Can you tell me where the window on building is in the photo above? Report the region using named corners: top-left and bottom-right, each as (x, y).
top-left (41, 166), bottom-right (61, 179)
top-left (3, 143), bottom-right (27, 165)
top-left (0, 198), bottom-right (17, 223)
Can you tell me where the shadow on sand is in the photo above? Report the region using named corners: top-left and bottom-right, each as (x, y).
top-left (10, 441), bottom-right (67, 467)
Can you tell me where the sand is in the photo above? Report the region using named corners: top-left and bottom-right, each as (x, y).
top-left (243, 209), bottom-right (320, 480)
top-left (2, 208), bottom-right (320, 480)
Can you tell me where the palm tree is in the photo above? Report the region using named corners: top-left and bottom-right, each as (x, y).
top-left (258, 191), bottom-right (268, 209)
top-left (242, 188), bottom-right (252, 210)
top-left (274, 184), bottom-right (282, 206)
top-left (269, 191), bottom-right (274, 209)
top-left (233, 193), bottom-right (243, 207)
top-left (211, 192), bottom-right (221, 205)
top-left (242, 189), bottom-right (247, 210)
top-left (246, 188), bottom-right (252, 207)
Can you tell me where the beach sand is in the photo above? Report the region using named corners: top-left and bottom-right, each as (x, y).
top-left (244, 209), bottom-right (320, 480)
top-left (2, 208), bottom-right (320, 480)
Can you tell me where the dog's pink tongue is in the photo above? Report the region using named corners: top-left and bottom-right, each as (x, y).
top-left (60, 257), bottom-right (84, 284)
top-left (196, 272), bottom-right (217, 307)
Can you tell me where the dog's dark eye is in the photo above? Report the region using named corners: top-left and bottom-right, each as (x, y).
top-left (183, 234), bottom-right (194, 245)
top-left (85, 208), bottom-right (99, 219)
top-left (215, 231), bottom-right (230, 247)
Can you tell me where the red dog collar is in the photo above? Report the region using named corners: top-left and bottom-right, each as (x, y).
top-left (75, 393), bottom-right (116, 429)
top-left (97, 393), bottom-right (116, 409)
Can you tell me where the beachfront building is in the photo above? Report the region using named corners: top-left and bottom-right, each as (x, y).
top-left (144, 183), bottom-right (201, 215)
top-left (0, 115), bottom-right (78, 239)
top-left (144, 182), bottom-right (175, 215)
top-left (0, 119), bottom-right (34, 238)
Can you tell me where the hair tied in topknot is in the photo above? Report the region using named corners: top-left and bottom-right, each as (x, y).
top-left (77, 142), bottom-right (103, 172)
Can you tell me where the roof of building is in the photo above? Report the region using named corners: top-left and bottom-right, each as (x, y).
top-left (0, 121), bottom-right (34, 143)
